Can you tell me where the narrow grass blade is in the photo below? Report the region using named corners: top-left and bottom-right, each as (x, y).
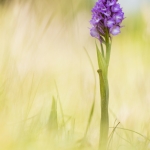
top-left (83, 48), bottom-right (96, 139)
top-left (109, 127), bottom-right (150, 142)
top-left (54, 81), bottom-right (66, 131)
top-left (107, 122), bottom-right (120, 149)
top-left (48, 96), bottom-right (58, 132)
top-left (83, 100), bottom-right (95, 140)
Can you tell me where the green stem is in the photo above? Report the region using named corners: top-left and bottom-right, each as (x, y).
top-left (98, 69), bottom-right (109, 150)
top-left (98, 28), bottom-right (111, 150)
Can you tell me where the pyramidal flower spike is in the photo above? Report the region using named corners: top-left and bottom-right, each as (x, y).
top-left (89, 0), bottom-right (124, 150)
top-left (90, 0), bottom-right (125, 42)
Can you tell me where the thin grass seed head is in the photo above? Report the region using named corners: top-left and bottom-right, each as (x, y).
top-left (90, 0), bottom-right (125, 43)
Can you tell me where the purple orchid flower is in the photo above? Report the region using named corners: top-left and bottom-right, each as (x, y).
top-left (90, 0), bottom-right (124, 42)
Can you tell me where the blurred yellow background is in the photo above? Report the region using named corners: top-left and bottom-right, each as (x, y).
top-left (0, 0), bottom-right (150, 149)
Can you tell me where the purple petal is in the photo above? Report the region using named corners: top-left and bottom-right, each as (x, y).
top-left (106, 0), bottom-right (116, 7)
top-left (105, 18), bottom-right (115, 28)
top-left (90, 27), bottom-right (100, 38)
top-left (113, 12), bottom-right (124, 23)
top-left (110, 26), bottom-right (120, 35)
top-left (111, 4), bottom-right (121, 12)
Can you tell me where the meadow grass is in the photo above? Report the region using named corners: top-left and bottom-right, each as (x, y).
top-left (0, 0), bottom-right (150, 150)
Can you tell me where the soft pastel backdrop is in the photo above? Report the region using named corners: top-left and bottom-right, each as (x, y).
top-left (0, 0), bottom-right (150, 149)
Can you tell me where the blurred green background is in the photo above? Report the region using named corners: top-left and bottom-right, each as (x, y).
top-left (0, 0), bottom-right (150, 149)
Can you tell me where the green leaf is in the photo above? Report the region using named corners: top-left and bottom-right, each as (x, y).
top-left (95, 42), bottom-right (107, 76)
top-left (96, 42), bottom-right (109, 102)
